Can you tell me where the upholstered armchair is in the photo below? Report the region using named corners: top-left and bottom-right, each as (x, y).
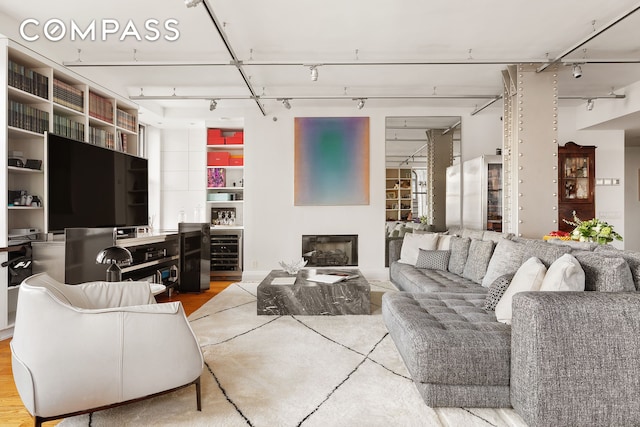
top-left (11, 273), bottom-right (204, 427)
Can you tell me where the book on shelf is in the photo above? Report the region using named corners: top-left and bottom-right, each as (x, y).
top-left (307, 271), bottom-right (359, 284)
top-left (8, 59), bottom-right (49, 99)
top-left (53, 114), bottom-right (85, 141)
top-left (88, 92), bottom-right (114, 123)
top-left (116, 108), bottom-right (137, 132)
top-left (8, 100), bottom-right (49, 134)
top-left (53, 78), bottom-right (84, 112)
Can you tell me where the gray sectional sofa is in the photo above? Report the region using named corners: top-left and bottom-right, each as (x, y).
top-left (382, 229), bottom-right (640, 427)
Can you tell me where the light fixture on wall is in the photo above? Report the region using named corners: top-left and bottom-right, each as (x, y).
top-left (586, 98), bottom-right (595, 110)
top-left (572, 63), bottom-right (583, 78)
top-left (96, 246), bottom-right (133, 282)
top-left (309, 65), bottom-right (319, 81)
top-left (209, 99), bottom-right (217, 111)
top-left (354, 98), bottom-right (366, 109)
top-left (184, 0), bottom-right (203, 7)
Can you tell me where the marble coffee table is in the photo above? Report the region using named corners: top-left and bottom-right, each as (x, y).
top-left (257, 269), bottom-right (370, 315)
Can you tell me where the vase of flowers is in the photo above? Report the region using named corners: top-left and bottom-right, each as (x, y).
top-left (564, 211), bottom-right (623, 244)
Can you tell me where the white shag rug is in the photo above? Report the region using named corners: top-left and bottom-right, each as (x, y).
top-left (59, 281), bottom-right (527, 427)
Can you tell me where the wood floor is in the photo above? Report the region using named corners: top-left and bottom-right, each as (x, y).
top-left (0, 281), bottom-right (232, 427)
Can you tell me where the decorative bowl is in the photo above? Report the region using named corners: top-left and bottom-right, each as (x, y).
top-left (279, 259), bottom-right (307, 275)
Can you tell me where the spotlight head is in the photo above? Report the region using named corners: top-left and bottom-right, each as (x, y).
top-left (209, 99), bottom-right (217, 111)
top-left (310, 66), bottom-right (318, 81)
top-left (282, 98), bottom-right (291, 109)
top-left (356, 98), bottom-right (365, 109)
top-left (185, 0), bottom-right (203, 7)
top-left (586, 99), bottom-right (594, 111)
top-left (572, 63), bottom-right (582, 78)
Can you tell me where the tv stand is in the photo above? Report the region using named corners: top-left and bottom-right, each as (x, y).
top-left (32, 229), bottom-right (180, 295)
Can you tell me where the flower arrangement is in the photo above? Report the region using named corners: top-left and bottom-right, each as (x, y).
top-left (563, 211), bottom-right (623, 244)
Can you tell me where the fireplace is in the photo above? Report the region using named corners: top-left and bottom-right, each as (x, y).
top-left (302, 235), bottom-right (358, 267)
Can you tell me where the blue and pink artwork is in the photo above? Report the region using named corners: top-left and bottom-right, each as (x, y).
top-left (294, 117), bottom-right (370, 205)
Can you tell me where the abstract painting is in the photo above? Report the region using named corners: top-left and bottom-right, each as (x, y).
top-left (294, 117), bottom-right (370, 205)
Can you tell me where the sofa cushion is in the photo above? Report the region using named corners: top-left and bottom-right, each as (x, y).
top-left (521, 241), bottom-right (572, 268)
top-left (594, 246), bottom-right (640, 291)
top-left (571, 251), bottom-right (635, 292)
top-left (415, 249), bottom-right (450, 271)
top-left (484, 274), bottom-right (514, 311)
top-left (382, 292), bottom-right (511, 389)
top-left (481, 238), bottom-right (525, 287)
top-left (495, 257), bottom-right (546, 324)
top-left (462, 229), bottom-right (485, 240)
top-left (546, 238), bottom-right (599, 251)
top-left (398, 232), bottom-right (440, 265)
top-left (390, 261), bottom-right (487, 294)
top-left (482, 230), bottom-right (514, 243)
top-left (448, 237), bottom-right (471, 275)
top-left (462, 239), bottom-right (495, 284)
top-left (539, 253), bottom-right (585, 292)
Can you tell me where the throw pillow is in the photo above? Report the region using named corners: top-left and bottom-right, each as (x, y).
top-left (447, 237), bottom-right (471, 275)
top-left (539, 253), bottom-right (585, 292)
top-left (481, 238), bottom-right (525, 287)
top-left (415, 249), bottom-right (451, 271)
top-left (495, 257), bottom-right (547, 325)
top-left (462, 239), bottom-right (496, 284)
top-left (437, 234), bottom-right (452, 250)
top-left (398, 232), bottom-right (440, 265)
top-left (484, 273), bottom-right (514, 311)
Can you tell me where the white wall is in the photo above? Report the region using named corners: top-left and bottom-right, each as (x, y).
top-left (625, 146), bottom-right (640, 251)
top-left (559, 107), bottom-right (626, 249)
top-left (158, 128), bottom-right (206, 231)
top-left (242, 106), bottom-right (501, 281)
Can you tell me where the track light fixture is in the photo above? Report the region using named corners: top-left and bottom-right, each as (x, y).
top-left (277, 98), bottom-right (292, 109)
top-left (184, 0), bottom-right (203, 7)
top-left (355, 98), bottom-right (366, 109)
top-left (310, 65), bottom-right (318, 81)
top-left (586, 98), bottom-right (594, 111)
top-left (572, 63), bottom-right (582, 78)
top-left (209, 99), bottom-right (217, 111)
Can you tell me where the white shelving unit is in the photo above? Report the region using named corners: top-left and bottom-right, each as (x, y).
top-left (385, 168), bottom-right (413, 221)
top-left (0, 37), bottom-right (140, 338)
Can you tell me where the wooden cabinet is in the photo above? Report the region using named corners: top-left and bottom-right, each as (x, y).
top-left (558, 141), bottom-right (596, 232)
top-left (385, 168), bottom-right (412, 221)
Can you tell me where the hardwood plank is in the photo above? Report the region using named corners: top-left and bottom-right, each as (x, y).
top-left (0, 281), bottom-right (231, 426)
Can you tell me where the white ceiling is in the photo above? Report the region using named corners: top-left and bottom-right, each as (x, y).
top-left (1, 0), bottom-right (640, 129)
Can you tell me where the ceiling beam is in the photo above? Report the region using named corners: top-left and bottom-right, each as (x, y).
top-left (63, 58), bottom-right (640, 68)
top-left (537, 4), bottom-right (640, 72)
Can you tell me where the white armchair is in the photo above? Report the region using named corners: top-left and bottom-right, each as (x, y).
top-left (11, 273), bottom-right (204, 426)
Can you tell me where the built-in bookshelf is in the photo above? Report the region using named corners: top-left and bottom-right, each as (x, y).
top-left (1, 37), bottom-right (140, 338)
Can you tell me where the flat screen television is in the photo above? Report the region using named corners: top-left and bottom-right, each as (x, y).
top-left (47, 133), bottom-right (149, 233)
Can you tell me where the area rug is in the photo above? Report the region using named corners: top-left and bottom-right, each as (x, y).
top-left (59, 281), bottom-right (527, 427)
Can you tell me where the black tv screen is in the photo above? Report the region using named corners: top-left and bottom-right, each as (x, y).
top-left (47, 133), bottom-right (148, 233)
